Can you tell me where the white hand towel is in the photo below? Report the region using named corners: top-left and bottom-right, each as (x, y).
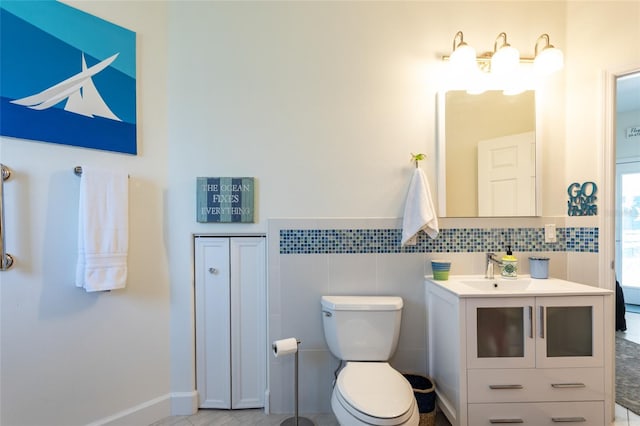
top-left (401, 168), bottom-right (439, 246)
top-left (76, 167), bottom-right (129, 292)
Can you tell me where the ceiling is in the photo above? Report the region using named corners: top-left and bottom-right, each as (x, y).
top-left (617, 72), bottom-right (640, 113)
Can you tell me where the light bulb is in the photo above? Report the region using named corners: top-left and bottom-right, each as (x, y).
top-left (491, 45), bottom-right (520, 75)
top-left (534, 47), bottom-right (564, 75)
top-left (450, 44), bottom-right (478, 74)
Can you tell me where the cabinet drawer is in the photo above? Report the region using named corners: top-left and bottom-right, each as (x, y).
top-left (467, 368), bottom-right (604, 403)
top-left (468, 401), bottom-right (604, 426)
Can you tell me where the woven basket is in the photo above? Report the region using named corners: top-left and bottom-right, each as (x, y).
top-left (419, 410), bottom-right (436, 426)
top-left (402, 373), bottom-right (436, 426)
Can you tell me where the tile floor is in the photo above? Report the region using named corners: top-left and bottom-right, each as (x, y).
top-left (615, 309), bottom-right (640, 426)
top-left (154, 311), bottom-right (640, 426)
top-left (150, 408), bottom-right (451, 426)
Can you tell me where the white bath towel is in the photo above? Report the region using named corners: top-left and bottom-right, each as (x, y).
top-left (401, 168), bottom-right (439, 246)
top-left (75, 167), bottom-right (129, 292)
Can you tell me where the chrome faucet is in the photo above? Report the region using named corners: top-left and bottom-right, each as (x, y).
top-left (485, 252), bottom-right (503, 279)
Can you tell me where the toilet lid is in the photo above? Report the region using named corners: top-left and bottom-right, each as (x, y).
top-left (336, 362), bottom-right (415, 424)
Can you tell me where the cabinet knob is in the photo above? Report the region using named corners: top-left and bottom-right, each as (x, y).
top-left (208, 267), bottom-right (219, 274)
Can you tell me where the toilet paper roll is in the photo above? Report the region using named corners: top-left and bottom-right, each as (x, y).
top-left (272, 337), bottom-right (298, 357)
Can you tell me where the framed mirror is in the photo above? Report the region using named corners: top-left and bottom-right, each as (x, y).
top-left (436, 90), bottom-right (539, 217)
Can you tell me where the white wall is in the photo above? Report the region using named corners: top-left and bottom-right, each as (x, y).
top-left (0, 2), bottom-right (171, 425)
top-left (167, 1), bottom-right (568, 219)
top-left (563, 1), bottom-right (640, 285)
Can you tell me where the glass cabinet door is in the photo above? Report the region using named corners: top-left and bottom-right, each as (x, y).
top-left (536, 296), bottom-right (604, 368)
top-left (466, 298), bottom-right (535, 369)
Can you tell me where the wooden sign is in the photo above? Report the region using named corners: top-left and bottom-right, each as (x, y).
top-left (197, 177), bottom-right (255, 223)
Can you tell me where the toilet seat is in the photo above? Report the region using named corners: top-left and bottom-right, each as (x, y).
top-left (334, 362), bottom-right (416, 425)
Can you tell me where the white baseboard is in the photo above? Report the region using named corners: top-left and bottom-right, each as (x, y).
top-left (87, 394), bottom-right (171, 426)
top-left (264, 389), bottom-right (270, 414)
top-left (170, 390), bottom-right (199, 416)
top-left (86, 391), bottom-right (198, 426)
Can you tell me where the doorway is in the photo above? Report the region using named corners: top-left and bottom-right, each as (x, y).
top-left (616, 162), bottom-right (640, 307)
top-left (615, 71), bottom-right (640, 337)
top-left (613, 70), bottom-right (640, 422)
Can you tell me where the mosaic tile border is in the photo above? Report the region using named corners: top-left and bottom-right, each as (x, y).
top-left (280, 227), bottom-right (598, 254)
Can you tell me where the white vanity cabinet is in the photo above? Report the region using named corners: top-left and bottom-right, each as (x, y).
top-left (195, 236), bottom-right (266, 409)
top-left (425, 277), bottom-right (613, 426)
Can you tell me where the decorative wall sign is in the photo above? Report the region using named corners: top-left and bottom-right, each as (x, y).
top-left (197, 177), bottom-right (255, 223)
top-left (567, 181), bottom-right (598, 216)
top-left (0, 1), bottom-right (137, 154)
top-left (626, 126), bottom-right (640, 139)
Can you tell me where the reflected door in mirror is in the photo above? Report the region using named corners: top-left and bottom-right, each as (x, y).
top-left (477, 132), bottom-right (536, 216)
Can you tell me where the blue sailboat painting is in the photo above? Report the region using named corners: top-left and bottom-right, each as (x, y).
top-left (0, 1), bottom-right (137, 154)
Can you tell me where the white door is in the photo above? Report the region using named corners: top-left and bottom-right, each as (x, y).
top-left (616, 161), bottom-right (640, 305)
top-left (195, 237), bottom-right (232, 408)
top-left (535, 296), bottom-right (604, 369)
top-left (229, 236), bottom-right (266, 409)
top-left (466, 297), bottom-right (536, 369)
top-left (477, 132), bottom-right (535, 217)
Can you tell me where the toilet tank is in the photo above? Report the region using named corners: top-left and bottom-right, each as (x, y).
top-left (321, 295), bottom-right (403, 361)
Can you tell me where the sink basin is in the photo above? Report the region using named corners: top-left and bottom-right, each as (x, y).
top-left (461, 278), bottom-right (533, 292)
top-left (427, 274), bottom-right (613, 297)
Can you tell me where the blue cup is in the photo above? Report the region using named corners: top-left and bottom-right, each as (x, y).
top-left (529, 257), bottom-right (549, 279)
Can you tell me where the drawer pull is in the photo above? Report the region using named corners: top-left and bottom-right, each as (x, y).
top-left (490, 419), bottom-right (524, 424)
top-left (551, 383), bottom-right (586, 388)
top-left (551, 417), bottom-right (586, 422)
top-left (489, 384), bottom-right (524, 390)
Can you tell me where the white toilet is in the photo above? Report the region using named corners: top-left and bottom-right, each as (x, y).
top-left (321, 295), bottom-right (419, 426)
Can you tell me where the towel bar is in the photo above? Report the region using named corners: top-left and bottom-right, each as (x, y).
top-left (74, 166), bottom-right (129, 178)
top-left (0, 164), bottom-right (14, 271)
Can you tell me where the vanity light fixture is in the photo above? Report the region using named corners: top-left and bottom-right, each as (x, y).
top-left (442, 31), bottom-right (564, 76)
top-left (533, 34), bottom-right (564, 75)
top-left (491, 32), bottom-right (520, 75)
top-left (449, 31), bottom-right (478, 73)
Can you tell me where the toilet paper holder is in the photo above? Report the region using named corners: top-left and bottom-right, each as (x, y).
top-left (272, 338), bottom-right (314, 426)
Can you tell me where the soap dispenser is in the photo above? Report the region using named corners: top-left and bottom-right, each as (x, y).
top-left (501, 246), bottom-right (518, 278)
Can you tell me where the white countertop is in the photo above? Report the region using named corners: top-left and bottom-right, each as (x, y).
top-left (425, 274), bottom-right (613, 297)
